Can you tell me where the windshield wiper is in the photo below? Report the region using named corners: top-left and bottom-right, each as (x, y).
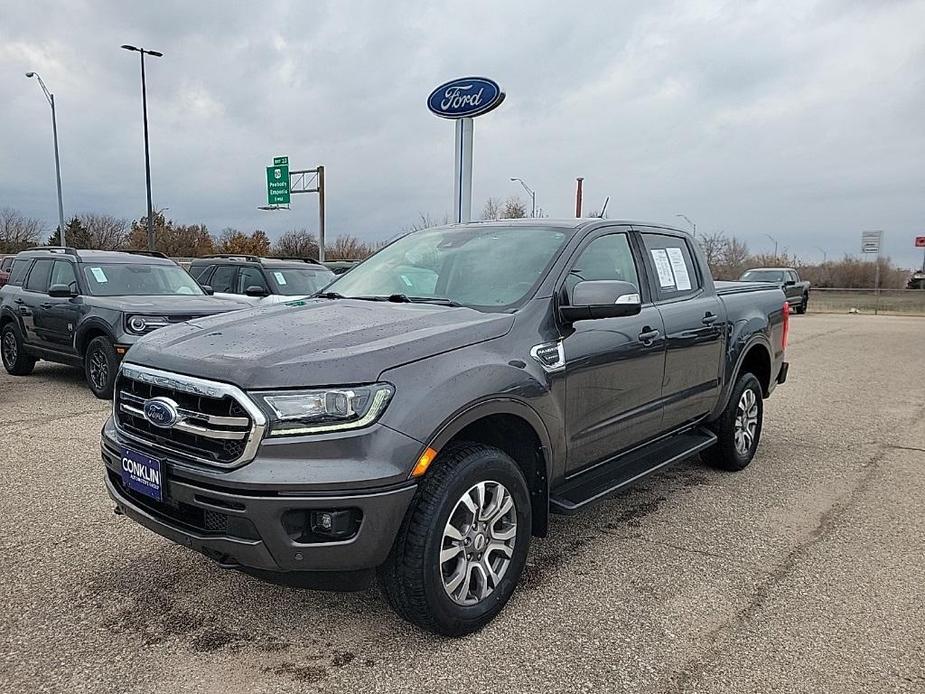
top-left (315, 291), bottom-right (346, 299)
top-left (358, 294), bottom-right (463, 307)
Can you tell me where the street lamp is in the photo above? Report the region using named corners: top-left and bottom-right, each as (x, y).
top-left (675, 213), bottom-right (696, 237)
top-left (764, 234), bottom-right (779, 257)
top-left (25, 72), bottom-right (66, 245)
top-left (121, 44), bottom-right (163, 251)
top-left (814, 246), bottom-right (827, 264)
top-left (510, 177), bottom-right (536, 218)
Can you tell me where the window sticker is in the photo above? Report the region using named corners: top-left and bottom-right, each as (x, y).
top-left (273, 271), bottom-right (287, 285)
top-left (650, 249), bottom-right (676, 288)
top-left (90, 267), bottom-right (108, 283)
top-left (665, 247), bottom-right (692, 291)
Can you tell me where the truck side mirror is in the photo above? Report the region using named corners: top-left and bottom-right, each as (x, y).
top-left (560, 280), bottom-right (642, 322)
top-left (200, 284), bottom-right (214, 295)
top-left (784, 280), bottom-right (796, 287)
top-left (244, 285), bottom-right (269, 297)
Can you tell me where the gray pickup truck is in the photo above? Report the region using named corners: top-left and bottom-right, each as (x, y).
top-left (740, 267), bottom-right (810, 314)
top-left (102, 220), bottom-right (789, 635)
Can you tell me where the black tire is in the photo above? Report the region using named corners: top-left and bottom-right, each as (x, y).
top-left (702, 372), bottom-right (763, 471)
top-left (795, 294), bottom-right (808, 314)
top-left (1, 322), bottom-right (36, 376)
top-left (378, 442), bottom-right (532, 636)
top-left (84, 336), bottom-right (118, 399)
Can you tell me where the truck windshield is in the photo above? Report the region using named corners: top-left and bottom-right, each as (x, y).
top-left (324, 225), bottom-right (569, 311)
top-left (269, 267), bottom-right (335, 295)
top-left (81, 263), bottom-right (205, 296)
top-left (740, 270), bottom-right (786, 283)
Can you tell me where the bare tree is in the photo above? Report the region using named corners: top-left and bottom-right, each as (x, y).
top-left (80, 213), bottom-right (130, 250)
top-left (406, 212), bottom-right (451, 231)
top-left (0, 208), bottom-right (45, 253)
top-left (500, 197), bottom-right (528, 219)
top-left (271, 229), bottom-right (319, 259)
top-left (480, 198), bottom-right (502, 220)
top-left (326, 234), bottom-right (381, 261)
top-left (697, 231), bottom-right (727, 272)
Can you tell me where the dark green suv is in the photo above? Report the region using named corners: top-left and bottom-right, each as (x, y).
top-left (0, 247), bottom-right (245, 398)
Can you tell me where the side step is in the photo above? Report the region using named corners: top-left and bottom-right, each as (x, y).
top-left (549, 428), bottom-right (717, 514)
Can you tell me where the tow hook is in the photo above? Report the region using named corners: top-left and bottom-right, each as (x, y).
top-left (112, 505), bottom-right (124, 516)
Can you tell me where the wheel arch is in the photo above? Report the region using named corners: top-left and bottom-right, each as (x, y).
top-left (710, 335), bottom-right (773, 420)
top-left (74, 320), bottom-right (116, 356)
top-left (425, 399), bottom-right (553, 538)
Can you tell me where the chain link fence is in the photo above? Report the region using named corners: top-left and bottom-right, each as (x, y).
top-left (808, 288), bottom-right (925, 316)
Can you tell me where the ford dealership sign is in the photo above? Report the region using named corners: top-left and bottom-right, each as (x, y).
top-left (427, 77), bottom-right (505, 119)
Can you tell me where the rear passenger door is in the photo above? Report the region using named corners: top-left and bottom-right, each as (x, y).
top-left (20, 259), bottom-right (53, 344)
top-left (639, 232), bottom-right (724, 431)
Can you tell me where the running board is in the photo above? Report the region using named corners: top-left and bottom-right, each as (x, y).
top-left (549, 428), bottom-right (718, 514)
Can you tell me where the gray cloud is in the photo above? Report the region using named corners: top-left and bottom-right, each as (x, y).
top-left (2, 0), bottom-right (924, 266)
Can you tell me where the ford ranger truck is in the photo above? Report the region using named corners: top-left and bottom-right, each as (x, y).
top-left (102, 220), bottom-right (789, 636)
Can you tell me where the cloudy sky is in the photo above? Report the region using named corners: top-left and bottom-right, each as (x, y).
top-left (2, 0), bottom-right (924, 266)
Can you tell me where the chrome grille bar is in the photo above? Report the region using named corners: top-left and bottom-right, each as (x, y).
top-left (118, 403), bottom-right (248, 440)
top-left (119, 391), bottom-right (251, 427)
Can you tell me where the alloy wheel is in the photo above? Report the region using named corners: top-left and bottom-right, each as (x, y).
top-left (440, 481), bottom-right (517, 606)
top-left (88, 348), bottom-right (109, 391)
top-left (2, 330), bottom-right (17, 367)
top-left (734, 388), bottom-right (759, 456)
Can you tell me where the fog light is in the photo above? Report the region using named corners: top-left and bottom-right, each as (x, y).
top-left (311, 510), bottom-right (357, 538)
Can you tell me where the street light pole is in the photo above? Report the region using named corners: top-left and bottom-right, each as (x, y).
top-left (121, 44), bottom-right (163, 251)
top-left (675, 213), bottom-right (696, 238)
top-left (510, 177), bottom-right (536, 218)
top-left (25, 72), bottom-right (66, 245)
top-left (764, 234), bottom-right (779, 257)
top-left (814, 246), bottom-right (827, 264)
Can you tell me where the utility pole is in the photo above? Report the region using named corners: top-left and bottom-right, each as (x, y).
top-left (121, 44), bottom-right (163, 251)
top-left (575, 177), bottom-right (584, 218)
top-left (317, 165), bottom-right (325, 262)
top-left (764, 233), bottom-right (779, 257)
top-left (25, 72), bottom-right (66, 245)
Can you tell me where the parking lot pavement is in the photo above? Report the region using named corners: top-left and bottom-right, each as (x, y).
top-left (1, 313), bottom-right (923, 694)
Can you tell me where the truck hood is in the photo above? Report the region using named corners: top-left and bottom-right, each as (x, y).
top-left (124, 298), bottom-right (514, 389)
top-left (90, 295), bottom-right (248, 314)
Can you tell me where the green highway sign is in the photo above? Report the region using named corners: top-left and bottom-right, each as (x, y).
top-left (273, 156), bottom-right (288, 166)
top-left (266, 162), bottom-right (290, 205)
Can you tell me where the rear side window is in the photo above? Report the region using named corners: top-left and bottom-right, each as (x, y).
top-left (25, 259), bottom-right (53, 293)
top-left (641, 234), bottom-right (701, 300)
top-left (189, 264), bottom-right (212, 281)
top-left (8, 259), bottom-right (31, 286)
top-left (210, 265), bottom-right (237, 293)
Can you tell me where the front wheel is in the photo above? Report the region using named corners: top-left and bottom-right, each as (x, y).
top-left (795, 294), bottom-right (808, 314)
top-left (84, 336), bottom-right (118, 399)
top-left (702, 372), bottom-right (764, 471)
top-left (378, 442), bottom-right (531, 636)
top-left (1, 322), bottom-right (36, 376)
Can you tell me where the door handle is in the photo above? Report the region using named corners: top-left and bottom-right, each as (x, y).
top-left (702, 312), bottom-right (718, 325)
top-left (14, 298), bottom-right (25, 304)
top-left (638, 328), bottom-right (660, 343)
top-left (40, 303), bottom-right (53, 310)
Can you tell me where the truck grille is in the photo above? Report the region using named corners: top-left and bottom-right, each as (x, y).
top-left (114, 364), bottom-right (267, 467)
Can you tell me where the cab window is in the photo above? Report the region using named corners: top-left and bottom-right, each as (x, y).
top-left (238, 267), bottom-right (269, 293)
top-left (8, 259), bottom-right (31, 287)
top-left (641, 234), bottom-right (701, 300)
top-left (565, 232), bottom-right (639, 301)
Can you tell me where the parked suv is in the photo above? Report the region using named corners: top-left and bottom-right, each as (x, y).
top-left (0, 247), bottom-right (246, 398)
top-left (103, 221), bottom-right (789, 635)
top-left (0, 255), bottom-right (14, 288)
top-left (739, 267), bottom-right (810, 314)
top-left (189, 255), bottom-right (335, 305)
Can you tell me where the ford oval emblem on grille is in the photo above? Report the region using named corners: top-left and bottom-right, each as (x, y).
top-left (143, 396), bottom-right (180, 428)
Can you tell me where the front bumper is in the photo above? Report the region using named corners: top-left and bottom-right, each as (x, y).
top-left (102, 426), bottom-right (418, 572)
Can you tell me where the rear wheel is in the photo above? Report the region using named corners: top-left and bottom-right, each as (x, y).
top-left (84, 336), bottom-right (118, 399)
top-left (1, 322), bottom-right (36, 376)
top-left (378, 442), bottom-right (531, 636)
top-left (702, 372), bottom-right (763, 471)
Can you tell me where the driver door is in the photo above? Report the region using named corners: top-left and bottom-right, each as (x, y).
top-left (35, 260), bottom-right (83, 353)
top-left (561, 229), bottom-right (666, 474)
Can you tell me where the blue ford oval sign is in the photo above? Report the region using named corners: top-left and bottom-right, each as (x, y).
top-left (143, 396), bottom-right (180, 429)
top-left (427, 77), bottom-right (505, 119)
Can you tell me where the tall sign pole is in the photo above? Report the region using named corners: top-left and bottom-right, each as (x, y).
top-left (428, 77), bottom-right (505, 225)
top-left (261, 157), bottom-right (326, 261)
top-left (861, 230), bottom-right (883, 315)
top-left (317, 165), bottom-right (325, 262)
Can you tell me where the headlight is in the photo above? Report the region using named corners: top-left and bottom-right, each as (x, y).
top-left (126, 315), bottom-right (171, 334)
top-left (256, 383), bottom-right (394, 436)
